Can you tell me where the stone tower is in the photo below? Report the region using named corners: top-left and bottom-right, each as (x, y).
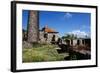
top-left (27, 10), bottom-right (39, 43)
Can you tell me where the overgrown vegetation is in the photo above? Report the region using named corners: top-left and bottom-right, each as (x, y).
top-left (22, 44), bottom-right (65, 62)
top-left (62, 34), bottom-right (77, 40)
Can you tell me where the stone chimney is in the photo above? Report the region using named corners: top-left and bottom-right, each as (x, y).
top-left (27, 10), bottom-right (39, 43)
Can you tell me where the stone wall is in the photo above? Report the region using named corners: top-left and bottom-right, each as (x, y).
top-left (39, 31), bottom-right (59, 43)
top-left (47, 33), bottom-right (59, 43)
top-left (73, 39), bottom-right (77, 46)
top-left (69, 39), bottom-right (85, 46)
top-left (39, 31), bottom-right (45, 43)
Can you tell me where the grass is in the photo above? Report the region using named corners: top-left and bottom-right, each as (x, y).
top-left (22, 44), bottom-right (65, 62)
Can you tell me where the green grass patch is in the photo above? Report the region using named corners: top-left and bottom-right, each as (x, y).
top-left (22, 44), bottom-right (64, 62)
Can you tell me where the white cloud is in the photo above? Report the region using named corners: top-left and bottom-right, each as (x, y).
top-left (64, 12), bottom-right (72, 18)
top-left (68, 30), bottom-right (90, 38)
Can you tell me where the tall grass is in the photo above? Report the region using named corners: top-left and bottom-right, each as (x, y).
top-left (23, 44), bottom-right (64, 62)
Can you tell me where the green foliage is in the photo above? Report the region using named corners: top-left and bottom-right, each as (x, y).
top-left (22, 44), bottom-right (64, 62)
top-left (62, 34), bottom-right (77, 40)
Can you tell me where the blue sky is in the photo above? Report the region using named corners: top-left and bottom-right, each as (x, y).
top-left (22, 10), bottom-right (29, 30)
top-left (22, 10), bottom-right (91, 38)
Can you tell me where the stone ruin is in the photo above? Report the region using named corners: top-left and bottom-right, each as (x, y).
top-left (23, 10), bottom-right (59, 49)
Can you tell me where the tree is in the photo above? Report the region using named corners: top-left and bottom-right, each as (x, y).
top-left (62, 34), bottom-right (77, 40)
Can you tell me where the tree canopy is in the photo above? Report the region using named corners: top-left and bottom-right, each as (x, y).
top-left (62, 34), bottom-right (77, 40)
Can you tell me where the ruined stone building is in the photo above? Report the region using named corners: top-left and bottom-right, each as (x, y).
top-left (22, 10), bottom-right (90, 50)
top-left (23, 10), bottom-right (59, 44)
top-left (66, 38), bottom-right (91, 46)
top-left (39, 25), bottom-right (59, 44)
top-left (23, 25), bottom-right (59, 44)
top-left (65, 38), bottom-right (91, 51)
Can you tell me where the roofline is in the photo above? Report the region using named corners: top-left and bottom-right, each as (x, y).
top-left (46, 32), bottom-right (59, 33)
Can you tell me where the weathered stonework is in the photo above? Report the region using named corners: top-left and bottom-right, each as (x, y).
top-left (24, 10), bottom-right (59, 44)
top-left (39, 31), bottom-right (45, 43)
top-left (22, 41), bottom-right (33, 49)
top-left (39, 31), bottom-right (59, 44)
top-left (27, 11), bottom-right (39, 43)
top-left (66, 39), bottom-right (86, 46)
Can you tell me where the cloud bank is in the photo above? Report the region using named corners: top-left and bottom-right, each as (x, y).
top-left (68, 30), bottom-right (90, 38)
